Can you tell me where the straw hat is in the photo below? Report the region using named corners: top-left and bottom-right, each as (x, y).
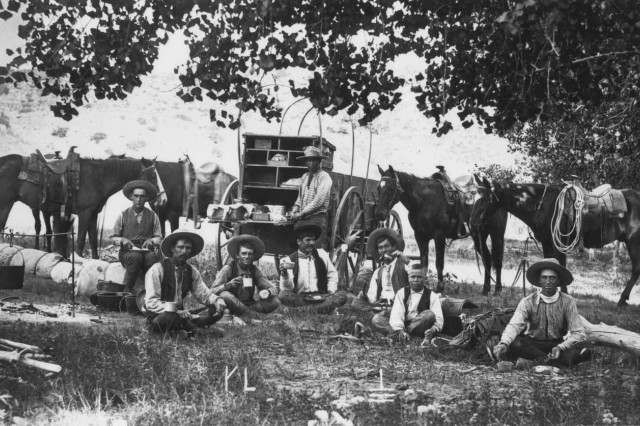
top-left (366, 228), bottom-right (405, 258)
top-left (122, 180), bottom-right (157, 199)
top-left (160, 229), bottom-right (205, 258)
top-left (526, 258), bottom-right (573, 287)
top-left (297, 146), bottom-right (327, 161)
top-left (227, 235), bottom-right (265, 260)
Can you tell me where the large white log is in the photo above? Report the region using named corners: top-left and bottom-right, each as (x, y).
top-left (582, 315), bottom-right (640, 357)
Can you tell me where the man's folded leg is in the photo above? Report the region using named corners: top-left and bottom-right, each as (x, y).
top-left (278, 290), bottom-right (307, 308)
top-left (406, 310), bottom-right (436, 337)
top-left (314, 290), bottom-right (348, 314)
top-left (249, 297), bottom-right (280, 314)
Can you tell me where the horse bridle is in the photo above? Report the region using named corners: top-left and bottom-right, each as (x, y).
top-left (380, 174), bottom-right (404, 208)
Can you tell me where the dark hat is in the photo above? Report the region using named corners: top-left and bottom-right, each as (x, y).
top-left (366, 228), bottom-right (405, 258)
top-left (226, 235), bottom-right (265, 260)
top-left (289, 221), bottom-right (322, 248)
top-left (526, 258), bottom-right (573, 287)
top-left (160, 229), bottom-right (205, 258)
top-left (297, 146), bottom-right (327, 161)
top-left (122, 180), bottom-right (157, 200)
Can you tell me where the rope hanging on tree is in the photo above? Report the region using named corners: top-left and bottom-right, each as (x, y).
top-left (551, 185), bottom-right (585, 254)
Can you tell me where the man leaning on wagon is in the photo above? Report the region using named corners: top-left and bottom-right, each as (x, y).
top-left (278, 222), bottom-right (347, 314)
top-left (110, 180), bottom-right (162, 294)
top-left (351, 228), bottom-right (409, 312)
top-left (211, 235), bottom-right (280, 317)
top-left (492, 258), bottom-right (592, 369)
top-left (289, 146), bottom-right (332, 248)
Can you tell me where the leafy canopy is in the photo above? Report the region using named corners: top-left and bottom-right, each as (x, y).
top-left (1, 0), bottom-right (640, 136)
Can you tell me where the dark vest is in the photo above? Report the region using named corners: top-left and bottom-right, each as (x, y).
top-left (227, 261), bottom-right (257, 302)
top-left (369, 261), bottom-right (408, 301)
top-left (402, 287), bottom-right (431, 316)
top-left (290, 249), bottom-right (328, 293)
top-left (121, 207), bottom-right (156, 247)
top-left (160, 258), bottom-right (193, 302)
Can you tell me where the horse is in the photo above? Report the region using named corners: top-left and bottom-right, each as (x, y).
top-left (0, 154), bottom-right (160, 258)
top-left (153, 159), bottom-right (236, 235)
top-left (472, 177), bottom-right (640, 306)
top-left (373, 165), bottom-right (508, 294)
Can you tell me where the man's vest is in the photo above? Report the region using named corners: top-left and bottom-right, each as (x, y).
top-left (227, 260), bottom-right (257, 302)
top-left (372, 261), bottom-right (408, 301)
top-left (290, 249), bottom-right (328, 293)
top-left (160, 258), bottom-right (193, 302)
top-left (402, 287), bottom-right (432, 317)
top-left (120, 207), bottom-right (156, 247)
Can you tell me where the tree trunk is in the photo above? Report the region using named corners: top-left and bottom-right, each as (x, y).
top-left (581, 315), bottom-right (640, 357)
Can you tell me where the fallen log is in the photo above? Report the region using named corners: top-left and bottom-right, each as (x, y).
top-left (582, 315), bottom-right (640, 357)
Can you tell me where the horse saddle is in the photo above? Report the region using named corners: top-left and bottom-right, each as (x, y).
top-left (566, 181), bottom-right (627, 237)
top-left (18, 147), bottom-right (81, 207)
top-left (431, 167), bottom-right (465, 207)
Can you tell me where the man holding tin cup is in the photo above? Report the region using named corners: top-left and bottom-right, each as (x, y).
top-left (211, 235), bottom-right (279, 317)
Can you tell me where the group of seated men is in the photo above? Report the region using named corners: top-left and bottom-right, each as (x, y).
top-left (109, 179), bottom-right (591, 367)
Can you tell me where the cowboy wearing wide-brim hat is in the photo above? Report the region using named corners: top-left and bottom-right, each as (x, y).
top-left (143, 229), bottom-right (226, 339)
top-left (288, 221), bottom-right (322, 249)
top-left (110, 180), bottom-right (162, 294)
top-left (353, 227), bottom-right (410, 314)
top-left (492, 258), bottom-right (589, 369)
top-left (525, 258), bottom-right (574, 287)
top-left (290, 146), bottom-right (332, 248)
top-left (210, 235), bottom-right (279, 317)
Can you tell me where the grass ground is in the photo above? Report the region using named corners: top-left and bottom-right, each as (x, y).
top-left (1, 241), bottom-right (640, 425)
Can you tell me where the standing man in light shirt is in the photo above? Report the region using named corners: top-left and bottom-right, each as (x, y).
top-left (352, 228), bottom-right (409, 312)
top-left (492, 258), bottom-right (590, 369)
top-left (289, 145), bottom-right (333, 248)
top-left (278, 222), bottom-right (347, 314)
top-left (376, 264), bottom-right (443, 342)
top-left (144, 229), bottom-right (226, 338)
top-left (110, 180), bottom-right (162, 294)
top-left (211, 235), bottom-right (280, 317)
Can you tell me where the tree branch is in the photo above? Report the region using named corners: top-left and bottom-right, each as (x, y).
top-left (573, 51), bottom-right (640, 64)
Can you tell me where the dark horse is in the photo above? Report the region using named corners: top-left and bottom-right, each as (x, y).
top-left (154, 159), bottom-right (236, 235)
top-left (0, 154), bottom-right (158, 258)
top-left (374, 165), bottom-right (508, 294)
top-left (472, 178), bottom-right (640, 306)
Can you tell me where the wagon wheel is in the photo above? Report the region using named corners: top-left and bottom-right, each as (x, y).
top-left (383, 209), bottom-right (403, 235)
top-left (330, 186), bottom-right (365, 291)
top-left (215, 179), bottom-right (239, 270)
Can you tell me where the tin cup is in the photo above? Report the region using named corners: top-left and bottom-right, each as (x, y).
top-left (282, 261), bottom-right (295, 270)
top-left (497, 361), bottom-right (513, 372)
top-left (243, 277), bottom-right (253, 288)
top-left (164, 302), bottom-right (177, 313)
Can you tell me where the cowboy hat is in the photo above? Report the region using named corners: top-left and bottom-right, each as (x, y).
top-left (122, 180), bottom-right (157, 200)
top-left (160, 229), bottom-right (205, 258)
top-left (289, 221), bottom-right (322, 248)
top-left (227, 235), bottom-right (265, 260)
top-left (526, 258), bottom-right (574, 287)
top-left (366, 228), bottom-right (405, 258)
top-left (297, 146), bottom-right (327, 161)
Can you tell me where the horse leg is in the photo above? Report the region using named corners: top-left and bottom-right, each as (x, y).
top-left (87, 211), bottom-right (100, 259)
top-left (43, 211), bottom-right (53, 253)
top-left (414, 233), bottom-right (430, 271)
top-left (0, 204), bottom-right (14, 240)
top-left (75, 210), bottom-right (92, 257)
top-left (434, 235), bottom-right (446, 293)
top-left (491, 232), bottom-right (504, 294)
top-left (32, 208), bottom-right (41, 250)
top-left (475, 232), bottom-right (492, 295)
top-left (618, 242), bottom-right (640, 307)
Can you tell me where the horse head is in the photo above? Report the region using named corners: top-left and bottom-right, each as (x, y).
top-left (140, 157), bottom-right (168, 208)
top-left (470, 175), bottom-right (502, 230)
top-left (375, 165), bottom-right (404, 221)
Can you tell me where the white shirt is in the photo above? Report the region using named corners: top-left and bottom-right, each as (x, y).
top-left (367, 258), bottom-right (400, 302)
top-left (388, 287), bottom-right (444, 332)
top-left (279, 249), bottom-right (338, 293)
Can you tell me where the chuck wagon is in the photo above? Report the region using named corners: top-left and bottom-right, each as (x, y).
top-left (208, 133), bottom-right (401, 289)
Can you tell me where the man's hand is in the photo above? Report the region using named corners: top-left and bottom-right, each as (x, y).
top-left (397, 331), bottom-right (410, 342)
top-left (142, 239), bottom-right (156, 250)
top-left (177, 310), bottom-right (193, 320)
top-left (225, 277), bottom-right (243, 290)
top-left (259, 289), bottom-right (270, 300)
top-left (424, 326), bottom-right (437, 341)
top-left (215, 298), bottom-right (226, 312)
top-left (493, 343), bottom-right (508, 361)
top-left (290, 212), bottom-right (303, 222)
top-left (550, 346), bottom-right (562, 360)
top-left (119, 238), bottom-right (133, 249)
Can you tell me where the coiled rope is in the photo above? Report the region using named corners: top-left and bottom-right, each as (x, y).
top-left (551, 185), bottom-right (585, 253)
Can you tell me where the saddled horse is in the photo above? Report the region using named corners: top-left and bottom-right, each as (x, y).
top-left (472, 178), bottom-right (640, 306)
top-left (0, 154), bottom-right (160, 258)
top-left (153, 158), bottom-right (236, 235)
top-left (374, 165), bottom-right (508, 294)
